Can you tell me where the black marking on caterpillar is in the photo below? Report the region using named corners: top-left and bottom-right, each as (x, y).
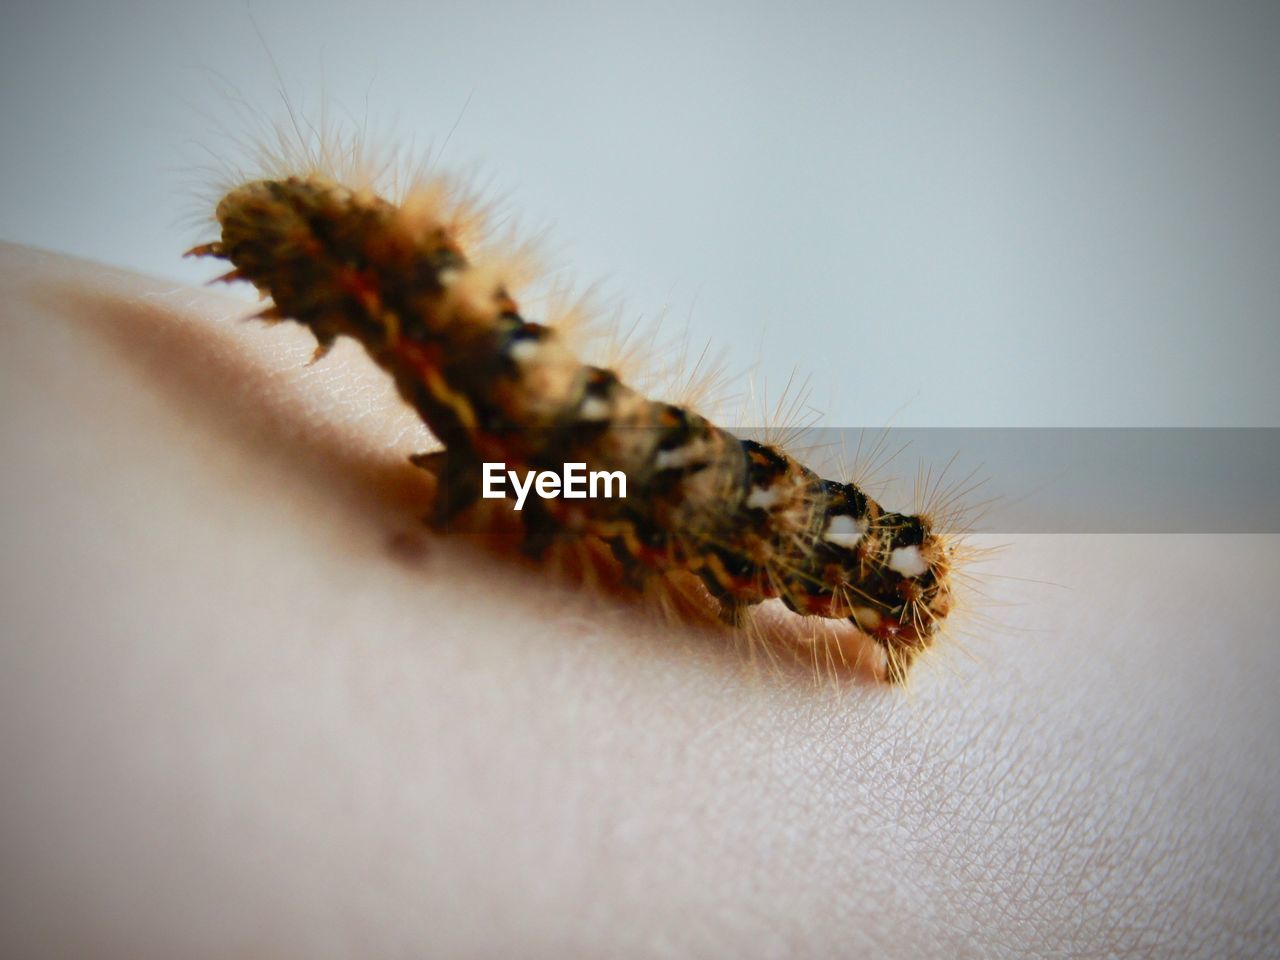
top-left (188, 169), bottom-right (958, 684)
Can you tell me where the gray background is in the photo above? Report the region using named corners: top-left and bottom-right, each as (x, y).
top-left (3, 0), bottom-right (1277, 429)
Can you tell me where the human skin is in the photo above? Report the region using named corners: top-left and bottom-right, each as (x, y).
top-left (0, 242), bottom-right (1276, 958)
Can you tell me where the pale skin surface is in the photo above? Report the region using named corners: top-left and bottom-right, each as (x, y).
top-left (0, 242), bottom-right (1277, 958)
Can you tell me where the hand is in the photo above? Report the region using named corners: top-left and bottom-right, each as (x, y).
top-left (1, 242), bottom-right (1275, 957)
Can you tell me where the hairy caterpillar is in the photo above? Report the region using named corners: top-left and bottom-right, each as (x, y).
top-left (187, 139), bottom-right (959, 684)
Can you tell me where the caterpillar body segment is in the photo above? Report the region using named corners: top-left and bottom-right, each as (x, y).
top-left (194, 173), bottom-right (955, 681)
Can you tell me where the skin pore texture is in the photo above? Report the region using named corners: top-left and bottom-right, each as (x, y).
top-left (1, 242), bottom-right (1277, 958)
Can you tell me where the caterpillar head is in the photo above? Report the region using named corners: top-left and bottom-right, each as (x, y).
top-left (804, 484), bottom-right (954, 682)
top-left (846, 512), bottom-right (954, 683)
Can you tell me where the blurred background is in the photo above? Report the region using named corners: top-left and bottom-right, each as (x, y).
top-left (2, 0), bottom-right (1277, 429)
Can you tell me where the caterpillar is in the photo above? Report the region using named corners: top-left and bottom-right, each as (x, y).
top-left (187, 146), bottom-right (958, 684)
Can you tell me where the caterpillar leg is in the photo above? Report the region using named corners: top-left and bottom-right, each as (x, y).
top-left (408, 449), bottom-right (448, 474)
top-left (716, 598), bottom-right (752, 629)
top-left (410, 449), bottom-right (482, 530)
top-left (518, 499), bottom-right (561, 560)
top-left (605, 536), bottom-right (657, 593)
top-left (308, 329), bottom-right (337, 364)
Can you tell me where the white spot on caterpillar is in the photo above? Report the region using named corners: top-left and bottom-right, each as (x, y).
top-left (746, 485), bottom-right (780, 510)
top-left (889, 545), bottom-right (929, 578)
top-left (579, 397), bottom-right (610, 421)
top-left (438, 268), bottom-right (461, 287)
top-left (509, 340), bottom-right (539, 364)
top-left (823, 514), bottom-right (864, 548)
top-left (654, 446), bottom-right (700, 471)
